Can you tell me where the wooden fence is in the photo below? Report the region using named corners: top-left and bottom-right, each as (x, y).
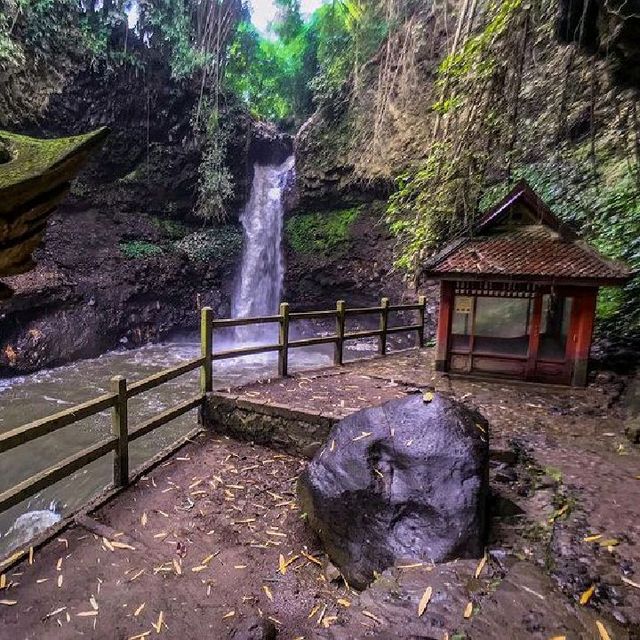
top-left (0, 297), bottom-right (426, 517)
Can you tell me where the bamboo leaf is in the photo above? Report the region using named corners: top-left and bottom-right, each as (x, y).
top-left (418, 586), bottom-right (433, 616)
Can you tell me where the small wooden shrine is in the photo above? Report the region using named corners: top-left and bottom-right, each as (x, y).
top-left (424, 180), bottom-right (632, 386)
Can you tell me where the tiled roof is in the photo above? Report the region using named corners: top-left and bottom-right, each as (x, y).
top-left (427, 225), bottom-right (631, 284)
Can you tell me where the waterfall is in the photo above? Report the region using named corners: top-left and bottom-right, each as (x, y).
top-left (232, 154), bottom-right (294, 342)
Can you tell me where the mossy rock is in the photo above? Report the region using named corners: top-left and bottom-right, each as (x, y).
top-left (0, 127), bottom-right (108, 280)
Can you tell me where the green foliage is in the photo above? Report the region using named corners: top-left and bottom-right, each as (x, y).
top-left (225, 19), bottom-right (315, 122)
top-left (151, 217), bottom-right (190, 240)
top-left (285, 207), bottom-right (360, 254)
top-left (120, 241), bottom-right (164, 259)
top-left (478, 158), bottom-right (640, 337)
top-left (194, 102), bottom-right (235, 222)
top-left (175, 227), bottom-right (242, 262)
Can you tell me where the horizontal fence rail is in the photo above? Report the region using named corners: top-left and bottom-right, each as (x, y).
top-left (0, 296), bottom-right (426, 528)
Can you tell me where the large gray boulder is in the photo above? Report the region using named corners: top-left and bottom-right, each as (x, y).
top-left (297, 394), bottom-right (489, 589)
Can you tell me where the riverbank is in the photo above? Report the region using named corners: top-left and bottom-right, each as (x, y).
top-left (2, 350), bottom-right (639, 638)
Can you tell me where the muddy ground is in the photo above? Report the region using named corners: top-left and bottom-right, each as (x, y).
top-left (1, 350), bottom-right (639, 639)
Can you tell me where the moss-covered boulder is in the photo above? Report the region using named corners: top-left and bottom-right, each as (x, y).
top-left (0, 127), bottom-right (108, 291)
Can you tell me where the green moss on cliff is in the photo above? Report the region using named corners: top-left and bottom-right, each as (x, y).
top-left (285, 207), bottom-right (360, 254)
top-left (0, 128), bottom-right (108, 190)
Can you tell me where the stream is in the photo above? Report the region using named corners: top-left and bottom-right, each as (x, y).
top-left (0, 337), bottom-right (339, 556)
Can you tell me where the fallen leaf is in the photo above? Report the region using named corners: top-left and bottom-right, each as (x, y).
top-left (103, 538), bottom-right (114, 551)
top-left (423, 391), bottom-right (434, 403)
top-left (580, 584), bottom-right (595, 605)
top-left (173, 559), bottom-right (182, 575)
top-left (76, 611), bottom-right (99, 617)
top-left (57, 574), bottom-right (63, 588)
top-left (279, 554), bottom-right (287, 575)
top-left (418, 586), bottom-right (433, 617)
top-left (90, 596), bottom-right (99, 611)
top-left (362, 610), bottom-right (383, 624)
top-left (141, 513), bottom-right (148, 527)
top-left (474, 554), bottom-right (487, 579)
top-left (599, 539), bottom-right (619, 548)
top-left (463, 602), bottom-right (473, 618)
top-left (621, 576), bottom-right (640, 589)
top-left (152, 610), bottom-right (165, 633)
top-left (0, 574), bottom-right (5, 589)
top-left (222, 611), bottom-right (235, 619)
top-left (583, 534), bottom-right (602, 542)
top-left (263, 585), bottom-right (273, 602)
top-left (0, 599), bottom-right (17, 606)
top-left (28, 547), bottom-right (33, 565)
top-left (301, 551), bottom-right (321, 566)
top-left (111, 541), bottom-right (136, 551)
top-left (596, 621), bottom-right (611, 640)
top-left (134, 603), bottom-right (146, 616)
top-left (337, 598), bottom-right (350, 607)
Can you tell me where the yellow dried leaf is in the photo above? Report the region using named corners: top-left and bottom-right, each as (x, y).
top-left (191, 565), bottom-right (207, 573)
top-left (152, 610), bottom-right (165, 633)
top-left (56, 557), bottom-right (63, 571)
top-left (279, 554), bottom-right (287, 575)
top-left (422, 391), bottom-right (434, 403)
top-left (596, 621), bottom-right (611, 640)
top-left (0, 550), bottom-right (25, 570)
top-left (583, 534), bottom-right (602, 542)
top-left (579, 584), bottom-right (595, 605)
top-left (57, 574), bottom-right (63, 588)
top-left (103, 537), bottom-right (114, 551)
top-left (463, 602), bottom-right (473, 618)
top-left (201, 554), bottom-right (214, 565)
top-left (173, 559), bottom-right (182, 575)
top-left (0, 574), bottom-right (5, 589)
top-left (622, 576), bottom-right (640, 589)
top-left (301, 551), bottom-right (322, 566)
top-left (111, 541), bottom-right (135, 551)
top-left (337, 598), bottom-right (350, 607)
top-left (0, 599), bottom-right (17, 606)
top-left (308, 604), bottom-right (321, 618)
top-left (128, 633), bottom-right (151, 640)
top-left (90, 596), bottom-right (99, 610)
top-left (77, 610), bottom-right (98, 617)
top-left (418, 586), bottom-right (433, 617)
top-left (28, 547), bottom-right (33, 565)
top-left (141, 512), bottom-right (148, 527)
top-left (474, 554), bottom-right (487, 579)
top-left (599, 539), bottom-right (619, 547)
top-left (263, 585), bottom-right (273, 602)
top-left (222, 611), bottom-right (235, 619)
top-left (134, 603), bottom-right (146, 616)
top-left (362, 610), bottom-right (383, 624)
top-left (549, 636), bottom-right (567, 640)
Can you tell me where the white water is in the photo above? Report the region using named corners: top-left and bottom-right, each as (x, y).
top-left (232, 155), bottom-right (294, 342)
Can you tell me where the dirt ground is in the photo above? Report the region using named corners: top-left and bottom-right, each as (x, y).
top-left (2, 349), bottom-right (640, 639)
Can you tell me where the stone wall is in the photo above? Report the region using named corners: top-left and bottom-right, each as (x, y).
top-left (203, 393), bottom-right (335, 458)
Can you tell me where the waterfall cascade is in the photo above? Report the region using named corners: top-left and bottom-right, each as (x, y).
top-left (232, 155), bottom-right (294, 342)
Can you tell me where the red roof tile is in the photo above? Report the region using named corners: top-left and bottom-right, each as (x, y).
top-left (427, 225), bottom-right (631, 284)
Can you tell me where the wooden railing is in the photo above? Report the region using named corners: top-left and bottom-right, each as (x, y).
top-left (0, 297), bottom-right (426, 518)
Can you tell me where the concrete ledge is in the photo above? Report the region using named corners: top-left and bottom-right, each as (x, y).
top-left (204, 392), bottom-right (336, 458)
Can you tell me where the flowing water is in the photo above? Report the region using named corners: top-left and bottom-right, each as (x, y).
top-left (232, 155), bottom-right (294, 343)
top-left (0, 340), bottom-right (333, 555)
top-left (0, 153), bottom-right (332, 556)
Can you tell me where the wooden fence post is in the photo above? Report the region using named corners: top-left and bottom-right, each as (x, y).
top-left (200, 306), bottom-right (213, 395)
top-left (417, 295), bottom-right (426, 348)
top-left (111, 375), bottom-right (128, 488)
top-left (334, 300), bottom-right (346, 365)
top-left (278, 302), bottom-right (290, 377)
top-left (378, 297), bottom-right (389, 355)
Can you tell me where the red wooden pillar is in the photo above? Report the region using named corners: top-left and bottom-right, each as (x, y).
top-left (570, 288), bottom-right (598, 387)
top-left (435, 280), bottom-right (455, 372)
